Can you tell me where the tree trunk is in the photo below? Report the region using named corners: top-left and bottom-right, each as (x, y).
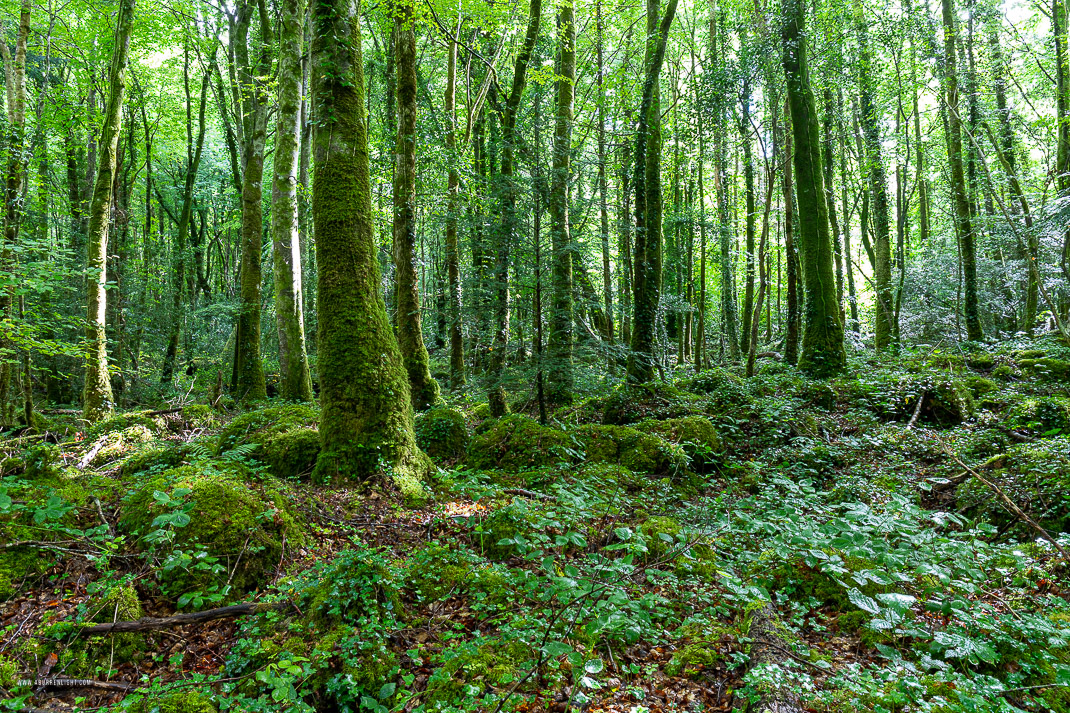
top-left (444, 26), bottom-right (465, 390)
top-left (628, 0), bottom-right (679, 383)
top-left (547, 0), bottom-right (575, 404)
top-left (83, 0), bottom-right (135, 421)
top-left (782, 0), bottom-right (846, 376)
top-left (272, 0), bottom-right (314, 401)
top-left (392, 4), bottom-right (439, 411)
top-left (231, 0), bottom-right (271, 400)
top-left (596, 0), bottom-right (614, 348)
top-left (310, 0), bottom-right (429, 485)
top-left (942, 0), bottom-right (983, 341)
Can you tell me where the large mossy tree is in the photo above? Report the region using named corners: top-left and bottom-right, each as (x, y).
top-left (310, 0), bottom-right (429, 487)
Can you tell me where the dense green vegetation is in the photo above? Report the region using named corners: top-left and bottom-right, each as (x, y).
top-left (1, 0), bottom-right (1070, 709)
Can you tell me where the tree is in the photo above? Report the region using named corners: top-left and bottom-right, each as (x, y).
top-left (272, 0), bottom-right (314, 402)
top-left (310, 0), bottom-right (429, 485)
top-left (83, 0), bottom-right (135, 421)
top-left (628, 0), bottom-right (679, 383)
top-left (392, 0), bottom-right (440, 411)
top-left (942, 0), bottom-right (983, 341)
top-left (781, 0), bottom-right (846, 376)
top-left (443, 20), bottom-right (465, 390)
top-left (547, 0), bottom-right (576, 404)
top-left (231, 0), bottom-right (271, 400)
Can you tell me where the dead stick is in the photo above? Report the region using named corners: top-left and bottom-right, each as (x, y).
top-left (75, 601), bottom-right (289, 636)
top-left (907, 391), bottom-right (927, 429)
top-left (503, 488), bottom-right (555, 502)
top-left (949, 451), bottom-right (1069, 563)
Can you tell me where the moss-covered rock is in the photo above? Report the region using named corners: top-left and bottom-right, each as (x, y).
top-left (24, 442), bottom-right (61, 480)
top-left (963, 375), bottom-right (998, 398)
top-left (121, 442), bottom-right (192, 478)
top-left (85, 425), bottom-right (154, 468)
top-left (215, 404), bottom-right (320, 480)
top-left (966, 352), bottom-right (996, 370)
top-left (601, 382), bottom-right (706, 425)
top-left (848, 373), bottom-right (975, 426)
top-left (644, 416), bottom-right (723, 472)
top-left (0, 547), bottom-right (44, 601)
top-left (127, 690), bottom-right (218, 713)
top-left (424, 637), bottom-right (531, 705)
top-left (682, 368), bottom-right (752, 413)
top-left (575, 424), bottom-right (685, 475)
top-left (119, 464), bottom-right (304, 602)
top-left (182, 404), bottom-right (219, 430)
top-left (85, 412), bottom-right (164, 442)
top-left (640, 516), bottom-right (682, 560)
top-left (466, 415), bottom-right (569, 471)
top-left (1019, 357), bottom-right (1070, 381)
top-left (1008, 396), bottom-right (1070, 435)
top-left (414, 407), bottom-right (469, 462)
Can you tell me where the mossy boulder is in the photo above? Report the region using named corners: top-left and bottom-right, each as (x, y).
top-left (466, 415), bottom-right (569, 471)
top-left (1008, 396), bottom-right (1070, 435)
top-left (682, 368), bottom-right (753, 413)
top-left (644, 416), bottom-right (723, 472)
top-left (127, 691), bottom-right (218, 713)
top-left (1019, 357), bottom-right (1070, 381)
top-left (121, 442), bottom-right (193, 478)
top-left (216, 404), bottom-right (320, 480)
top-left (414, 407), bottom-right (469, 463)
top-left (24, 443), bottom-right (61, 480)
top-left (601, 382), bottom-right (706, 425)
top-left (85, 425), bottom-right (154, 468)
top-left (966, 352), bottom-right (996, 370)
top-left (640, 516), bottom-right (683, 560)
top-left (425, 637), bottom-right (531, 705)
top-left (182, 404), bottom-right (219, 430)
top-left (85, 412), bottom-right (164, 442)
top-left (575, 424), bottom-right (685, 475)
top-left (0, 547), bottom-right (44, 601)
top-left (119, 464), bottom-right (304, 602)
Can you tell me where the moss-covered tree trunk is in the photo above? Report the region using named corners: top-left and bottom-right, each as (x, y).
top-left (628, 0), bottom-right (678, 383)
top-left (547, 0), bottom-right (575, 404)
top-left (783, 99), bottom-right (799, 366)
top-left (83, 0), bottom-right (134, 421)
top-left (392, 2), bottom-right (439, 411)
top-left (444, 29), bottom-right (465, 390)
top-left (721, 15), bottom-right (741, 361)
top-left (0, 0), bottom-right (30, 424)
top-left (310, 0), bottom-right (429, 488)
top-left (855, 0), bottom-right (895, 351)
top-left (271, 0), bottom-right (314, 402)
top-left (488, 0), bottom-right (542, 417)
top-left (781, 0), bottom-right (846, 377)
top-left (231, 0), bottom-right (271, 401)
top-left (596, 0), bottom-right (614, 348)
top-left (942, 0), bottom-right (983, 342)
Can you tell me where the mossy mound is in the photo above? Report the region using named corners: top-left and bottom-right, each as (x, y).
top-left (958, 436), bottom-right (1070, 532)
top-left (121, 442), bottom-right (193, 478)
top-left (85, 425), bottom-right (155, 468)
top-left (1008, 396), bottom-right (1070, 435)
top-left (643, 416), bottom-right (723, 472)
top-left (126, 691), bottom-right (218, 713)
top-left (681, 368), bottom-right (752, 413)
top-left (966, 352), bottom-right (996, 370)
top-left (601, 382), bottom-right (706, 425)
top-left (1019, 357), bottom-right (1070, 381)
top-left (85, 412), bottom-right (164, 442)
top-left (640, 516), bottom-right (682, 560)
top-left (0, 547), bottom-right (45, 601)
top-left (425, 637), bottom-right (531, 705)
top-left (414, 407), bottom-right (469, 462)
top-left (119, 464), bottom-right (304, 602)
top-left (575, 424), bottom-right (685, 475)
top-left (182, 404), bottom-right (219, 430)
top-left (471, 501), bottom-right (542, 560)
top-left (849, 373), bottom-right (975, 426)
top-left (24, 442), bottom-right (61, 480)
top-left (466, 415), bottom-right (569, 471)
top-left (215, 404), bottom-right (320, 480)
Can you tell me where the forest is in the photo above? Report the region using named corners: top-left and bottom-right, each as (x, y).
top-left (1, 0), bottom-right (1070, 708)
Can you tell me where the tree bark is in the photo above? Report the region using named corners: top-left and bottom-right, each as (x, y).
top-left (83, 0), bottom-right (135, 421)
top-left (781, 0), bottom-right (846, 376)
top-left (942, 0), bottom-right (984, 341)
top-left (547, 0), bottom-right (576, 404)
top-left (444, 24), bottom-right (465, 390)
top-left (271, 0), bottom-right (314, 402)
top-left (310, 0), bottom-right (430, 485)
top-left (393, 3), bottom-right (439, 411)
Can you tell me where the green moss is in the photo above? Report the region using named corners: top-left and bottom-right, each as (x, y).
top-left (182, 404), bottom-right (219, 430)
top-left (214, 404), bottom-right (321, 480)
top-left (576, 424), bottom-right (684, 475)
top-left (127, 690), bottom-right (218, 713)
top-left (644, 416), bottom-right (723, 472)
top-left (472, 502), bottom-right (540, 560)
top-left (470, 403), bottom-right (493, 423)
top-left (425, 637), bottom-right (531, 705)
top-left (991, 364), bottom-right (1014, 380)
top-left (666, 622), bottom-right (736, 677)
top-left (24, 443), bottom-right (61, 480)
top-left (467, 415), bottom-right (569, 471)
top-left (966, 352), bottom-right (995, 369)
top-left (1020, 357), bottom-right (1070, 381)
top-left (1016, 349), bottom-right (1047, 360)
top-left (0, 653), bottom-right (16, 688)
top-left (118, 464), bottom-right (304, 602)
top-left (121, 443), bottom-right (190, 478)
top-left (414, 407), bottom-right (469, 462)
top-left (601, 382), bottom-right (706, 425)
top-left (640, 516), bottom-right (682, 560)
top-left (86, 425), bottom-right (154, 468)
top-left (0, 547), bottom-right (45, 601)
top-left (85, 412), bottom-right (164, 442)
top-left (962, 375), bottom-right (998, 398)
top-left (1008, 396), bottom-right (1070, 435)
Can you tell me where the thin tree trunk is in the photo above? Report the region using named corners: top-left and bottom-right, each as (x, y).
top-left (83, 0), bottom-right (135, 421)
top-left (444, 23), bottom-right (465, 390)
top-left (272, 0), bottom-right (314, 401)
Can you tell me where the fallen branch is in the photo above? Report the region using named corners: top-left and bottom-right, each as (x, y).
top-left (931, 454), bottom-right (1006, 493)
top-left (948, 450), bottom-right (1069, 563)
top-left (39, 408), bottom-right (80, 415)
top-left (75, 601), bottom-right (289, 636)
top-left (907, 392), bottom-right (927, 429)
top-left (745, 603), bottom-right (806, 713)
top-left (146, 407), bottom-right (183, 417)
top-left (76, 437), bottom-right (107, 470)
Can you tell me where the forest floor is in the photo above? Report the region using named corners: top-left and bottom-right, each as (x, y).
top-left (1, 337), bottom-right (1070, 713)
